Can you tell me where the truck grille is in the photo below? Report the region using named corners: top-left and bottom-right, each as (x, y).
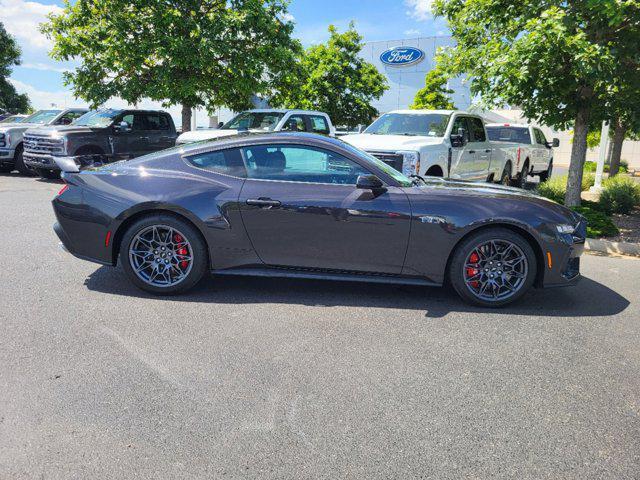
top-left (0, 133), bottom-right (5, 147)
top-left (366, 151), bottom-right (404, 172)
top-left (23, 133), bottom-right (64, 155)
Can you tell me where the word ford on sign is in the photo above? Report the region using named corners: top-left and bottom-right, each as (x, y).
top-left (380, 46), bottom-right (425, 66)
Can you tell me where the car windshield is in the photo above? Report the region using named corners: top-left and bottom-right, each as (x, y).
top-left (365, 113), bottom-right (450, 137)
top-left (339, 141), bottom-right (414, 187)
top-left (74, 109), bottom-right (122, 127)
top-left (22, 110), bottom-right (62, 125)
top-left (0, 115), bottom-right (26, 124)
top-left (221, 112), bottom-right (285, 131)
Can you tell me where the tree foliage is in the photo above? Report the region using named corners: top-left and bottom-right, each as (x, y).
top-left (43, 0), bottom-right (301, 130)
top-left (272, 24), bottom-right (388, 128)
top-left (432, 0), bottom-right (640, 206)
top-left (0, 22), bottom-right (31, 114)
top-left (411, 66), bottom-right (455, 110)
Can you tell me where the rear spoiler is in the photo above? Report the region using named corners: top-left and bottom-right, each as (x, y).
top-left (54, 156), bottom-right (80, 173)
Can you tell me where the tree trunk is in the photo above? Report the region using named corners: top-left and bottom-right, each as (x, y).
top-left (565, 108), bottom-right (590, 207)
top-left (609, 119), bottom-right (626, 177)
top-left (181, 104), bottom-right (192, 133)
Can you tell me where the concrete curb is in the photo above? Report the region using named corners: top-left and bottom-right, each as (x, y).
top-left (585, 238), bottom-right (640, 257)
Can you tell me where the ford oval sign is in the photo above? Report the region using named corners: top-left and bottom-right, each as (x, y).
top-left (380, 46), bottom-right (425, 67)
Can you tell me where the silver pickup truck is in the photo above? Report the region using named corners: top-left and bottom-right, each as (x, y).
top-left (0, 108), bottom-right (88, 175)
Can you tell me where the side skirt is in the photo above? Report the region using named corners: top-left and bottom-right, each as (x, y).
top-left (211, 266), bottom-right (441, 287)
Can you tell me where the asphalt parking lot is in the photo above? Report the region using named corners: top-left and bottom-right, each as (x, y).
top-left (1, 172), bottom-right (639, 479)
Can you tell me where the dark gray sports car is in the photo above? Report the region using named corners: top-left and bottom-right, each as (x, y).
top-left (52, 132), bottom-right (585, 306)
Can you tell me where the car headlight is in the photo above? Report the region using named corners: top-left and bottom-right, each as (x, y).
top-left (399, 150), bottom-right (420, 176)
top-left (0, 132), bottom-right (9, 147)
top-left (555, 224), bottom-right (575, 234)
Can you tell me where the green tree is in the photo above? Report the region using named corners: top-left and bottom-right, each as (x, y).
top-left (0, 22), bottom-right (31, 114)
top-left (43, 0), bottom-right (301, 131)
top-left (432, 0), bottom-right (640, 206)
top-left (411, 66), bottom-right (455, 110)
top-left (272, 24), bottom-right (388, 128)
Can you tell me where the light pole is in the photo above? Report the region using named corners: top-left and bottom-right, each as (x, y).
top-left (590, 120), bottom-right (610, 193)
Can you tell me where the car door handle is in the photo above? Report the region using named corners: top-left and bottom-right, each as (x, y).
top-left (246, 197), bottom-right (282, 208)
top-left (485, 149), bottom-right (492, 153)
top-left (139, 136), bottom-right (149, 141)
top-left (468, 150), bottom-right (476, 154)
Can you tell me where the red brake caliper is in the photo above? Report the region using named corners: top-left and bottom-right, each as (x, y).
top-left (174, 234), bottom-right (189, 269)
top-left (466, 252), bottom-right (479, 288)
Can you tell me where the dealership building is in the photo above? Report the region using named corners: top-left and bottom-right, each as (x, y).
top-left (358, 36), bottom-right (472, 114)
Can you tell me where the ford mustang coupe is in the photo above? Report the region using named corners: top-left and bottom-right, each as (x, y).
top-left (52, 132), bottom-right (585, 307)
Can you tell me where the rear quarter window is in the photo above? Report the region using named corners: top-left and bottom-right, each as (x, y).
top-left (185, 148), bottom-right (246, 177)
top-left (487, 127), bottom-right (532, 144)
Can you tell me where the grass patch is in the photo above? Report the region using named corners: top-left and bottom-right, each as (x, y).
top-left (598, 175), bottom-right (640, 215)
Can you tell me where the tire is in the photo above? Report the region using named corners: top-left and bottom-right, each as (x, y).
top-left (499, 163), bottom-right (512, 186)
top-left (449, 227), bottom-right (537, 307)
top-left (511, 162), bottom-right (528, 189)
top-left (37, 169), bottom-right (61, 179)
top-left (539, 160), bottom-right (553, 183)
top-left (119, 213), bottom-right (208, 295)
top-left (14, 145), bottom-right (35, 176)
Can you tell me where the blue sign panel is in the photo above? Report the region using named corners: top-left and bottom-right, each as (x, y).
top-left (380, 46), bottom-right (426, 67)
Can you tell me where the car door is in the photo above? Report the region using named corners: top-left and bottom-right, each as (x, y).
top-left (449, 115), bottom-right (475, 179)
top-left (143, 112), bottom-right (175, 152)
top-left (304, 115), bottom-right (331, 136)
top-left (468, 117), bottom-right (491, 179)
top-left (237, 143), bottom-right (412, 274)
top-left (533, 128), bottom-right (550, 169)
top-left (110, 112), bottom-right (149, 159)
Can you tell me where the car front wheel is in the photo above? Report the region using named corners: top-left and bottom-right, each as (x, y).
top-left (449, 228), bottom-right (537, 307)
top-left (120, 214), bottom-right (208, 295)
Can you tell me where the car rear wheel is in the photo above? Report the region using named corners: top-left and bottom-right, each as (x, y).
top-left (120, 214), bottom-right (208, 295)
top-left (539, 160), bottom-right (553, 182)
top-left (449, 228), bottom-right (537, 307)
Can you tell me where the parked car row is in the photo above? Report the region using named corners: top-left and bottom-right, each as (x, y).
top-left (1, 106), bottom-right (557, 191)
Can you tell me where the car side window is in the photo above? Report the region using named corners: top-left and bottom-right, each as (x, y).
top-left (307, 115), bottom-right (330, 134)
top-left (469, 118), bottom-right (486, 142)
top-left (185, 148), bottom-right (246, 177)
top-left (451, 116), bottom-right (471, 143)
top-left (536, 129), bottom-right (548, 145)
top-left (283, 115), bottom-right (306, 132)
top-left (242, 144), bottom-right (371, 185)
top-left (55, 111), bottom-right (84, 125)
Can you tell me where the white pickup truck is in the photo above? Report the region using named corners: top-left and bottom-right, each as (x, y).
top-left (342, 109), bottom-right (519, 185)
top-left (176, 109), bottom-right (335, 145)
top-left (485, 123), bottom-right (558, 186)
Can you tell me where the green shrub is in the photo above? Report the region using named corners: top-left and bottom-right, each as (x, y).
top-left (536, 175), bottom-right (567, 203)
top-left (571, 206), bottom-right (619, 238)
top-left (583, 160), bottom-right (628, 174)
top-left (598, 175), bottom-right (640, 214)
top-left (536, 173), bottom-right (594, 203)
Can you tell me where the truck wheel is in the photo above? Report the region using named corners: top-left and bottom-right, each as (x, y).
top-left (448, 227), bottom-right (537, 307)
top-left (511, 163), bottom-right (528, 189)
top-left (499, 163), bottom-right (512, 186)
top-left (14, 145), bottom-right (35, 176)
top-left (539, 160), bottom-right (553, 182)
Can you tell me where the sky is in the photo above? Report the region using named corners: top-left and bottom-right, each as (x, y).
top-left (1, 0), bottom-right (448, 121)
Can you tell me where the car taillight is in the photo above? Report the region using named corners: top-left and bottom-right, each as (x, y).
top-left (58, 184), bottom-right (69, 196)
top-left (516, 147), bottom-right (521, 167)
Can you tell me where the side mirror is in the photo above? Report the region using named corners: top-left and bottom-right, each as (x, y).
top-left (356, 174), bottom-right (385, 192)
top-left (217, 121), bottom-right (224, 128)
top-left (450, 129), bottom-right (467, 148)
top-left (552, 138), bottom-right (560, 148)
top-left (114, 121), bottom-right (131, 133)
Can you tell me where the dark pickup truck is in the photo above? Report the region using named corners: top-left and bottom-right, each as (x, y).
top-left (23, 108), bottom-right (177, 178)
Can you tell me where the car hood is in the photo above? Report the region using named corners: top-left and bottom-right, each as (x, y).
top-left (0, 122), bottom-right (44, 134)
top-left (26, 125), bottom-right (96, 136)
top-left (342, 133), bottom-right (444, 151)
top-left (412, 177), bottom-right (580, 223)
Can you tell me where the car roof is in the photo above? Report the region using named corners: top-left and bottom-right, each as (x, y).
top-left (178, 131), bottom-right (342, 155)
top-left (485, 123), bottom-right (530, 128)
top-left (388, 109), bottom-right (459, 115)
top-left (245, 109), bottom-right (329, 115)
